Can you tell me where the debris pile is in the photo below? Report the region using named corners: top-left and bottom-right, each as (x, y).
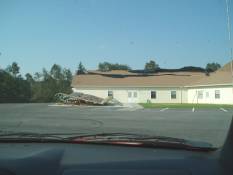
top-left (55, 92), bottom-right (122, 106)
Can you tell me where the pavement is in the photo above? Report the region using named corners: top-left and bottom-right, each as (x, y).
top-left (0, 103), bottom-right (232, 147)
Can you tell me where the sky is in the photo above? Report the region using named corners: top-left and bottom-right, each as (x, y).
top-left (0, 0), bottom-right (233, 75)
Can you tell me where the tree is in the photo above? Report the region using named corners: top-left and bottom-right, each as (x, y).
top-left (1, 62), bottom-right (72, 103)
top-left (30, 64), bottom-right (72, 102)
top-left (76, 62), bottom-right (86, 74)
top-left (98, 62), bottom-right (131, 71)
top-left (25, 73), bottom-right (34, 83)
top-left (50, 64), bottom-right (62, 79)
top-left (5, 62), bottom-right (20, 77)
top-left (63, 68), bottom-right (72, 82)
top-left (98, 62), bottom-right (111, 71)
top-left (34, 72), bottom-right (42, 81)
top-left (110, 63), bottom-right (131, 70)
top-left (144, 60), bottom-right (159, 72)
top-left (206, 62), bottom-right (221, 72)
top-left (42, 68), bottom-right (51, 81)
top-left (11, 62), bottom-right (20, 76)
top-left (0, 70), bottom-right (31, 103)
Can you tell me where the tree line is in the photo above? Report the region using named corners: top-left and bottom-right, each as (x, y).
top-left (0, 62), bottom-right (72, 103)
top-left (77, 60), bottom-right (221, 74)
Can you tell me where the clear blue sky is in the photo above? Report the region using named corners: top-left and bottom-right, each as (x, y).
top-left (0, 0), bottom-right (232, 75)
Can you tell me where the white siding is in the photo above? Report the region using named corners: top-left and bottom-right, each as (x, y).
top-left (138, 88), bottom-right (188, 103)
top-left (73, 87), bottom-right (188, 104)
top-left (73, 86), bottom-right (233, 104)
top-left (187, 86), bottom-right (233, 104)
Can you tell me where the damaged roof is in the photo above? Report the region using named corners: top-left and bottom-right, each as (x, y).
top-left (187, 61), bottom-right (233, 87)
top-left (72, 71), bottom-right (205, 88)
top-left (72, 61), bottom-right (233, 88)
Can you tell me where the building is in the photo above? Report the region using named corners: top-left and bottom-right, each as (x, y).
top-left (71, 61), bottom-right (233, 104)
top-left (186, 61), bottom-right (233, 104)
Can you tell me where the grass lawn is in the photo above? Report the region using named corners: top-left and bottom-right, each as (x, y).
top-left (139, 103), bottom-right (233, 109)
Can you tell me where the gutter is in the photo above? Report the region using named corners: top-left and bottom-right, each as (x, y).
top-left (184, 83), bottom-right (233, 88)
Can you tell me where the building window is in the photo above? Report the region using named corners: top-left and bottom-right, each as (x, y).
top-left (128, 92), bottom-right (132, 98)
top-left (206, 92), bottom-right (209, 98)
top-left (215, 90), bottom-right (220, 99)
top-left (171, 91), bottom-right (176, 99)
top-left (108, 91), bottom-right (113, 98)
top-left (151, 91), bottom-right (156, 99)
top-left (133, 92), bottom-right (137, 98)
top-left (198, 91), bottom-right (203, 99)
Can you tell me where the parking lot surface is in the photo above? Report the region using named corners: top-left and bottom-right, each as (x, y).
top-left (0, 103), bottom-right (232, 147)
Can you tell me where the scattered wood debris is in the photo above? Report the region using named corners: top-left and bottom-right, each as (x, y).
top-left (55, 92), bottom-right (122, 106)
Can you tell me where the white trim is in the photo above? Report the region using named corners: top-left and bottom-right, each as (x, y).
top-left (185, 83), bottom-right (233, 88)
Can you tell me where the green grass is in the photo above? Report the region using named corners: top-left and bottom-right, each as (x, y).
top-left (139, 103), bottom-right (233, 109)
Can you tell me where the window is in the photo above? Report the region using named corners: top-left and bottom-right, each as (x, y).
top-left (171, 91), bottom-right (176, 99)
top-left (128, 92), bottom-right (132, 98)
top-left (108, 91), bottom-right (113, 98)
top-left (133, 92), bottom-right (137, 98)
top-left (198, 91), bottom-right (203, 99)
top-left (206, 92), bottom-right (209, 98)
top-left (215, 90), bottom-right (220, 99)
top-left (151, 91), bottom-right (156, 99)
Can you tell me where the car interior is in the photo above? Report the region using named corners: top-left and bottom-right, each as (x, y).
top-left (0, 118), bottom-right (232, 175)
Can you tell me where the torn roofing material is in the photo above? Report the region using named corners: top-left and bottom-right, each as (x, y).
top-left (72, 61), bottom-right (233, 88)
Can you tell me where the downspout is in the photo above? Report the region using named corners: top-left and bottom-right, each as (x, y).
top-left (191, 89), bottom-right (197, 104)
top-left (180, 87), bottom-right (183, 104)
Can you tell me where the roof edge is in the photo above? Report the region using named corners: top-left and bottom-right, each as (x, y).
top-left (72, 83), bottom-right (233, 89)
top-left (72, 85), bottom-right (186, 88)
top-left (185, 83), bottom-right (233, 88)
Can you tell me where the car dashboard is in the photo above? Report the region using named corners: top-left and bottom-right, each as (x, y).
top-left (0, 142), bottom-right (231, 175)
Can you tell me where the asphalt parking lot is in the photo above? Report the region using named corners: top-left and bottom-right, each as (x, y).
top-left (0, 103), bottom-right (232, 147)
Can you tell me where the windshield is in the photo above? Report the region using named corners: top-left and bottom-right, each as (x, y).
top-left (0, 0), bottom-right (233, 149)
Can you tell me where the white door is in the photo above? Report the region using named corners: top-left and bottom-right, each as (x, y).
top-left (128, 91), bottom-right (138, 103)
